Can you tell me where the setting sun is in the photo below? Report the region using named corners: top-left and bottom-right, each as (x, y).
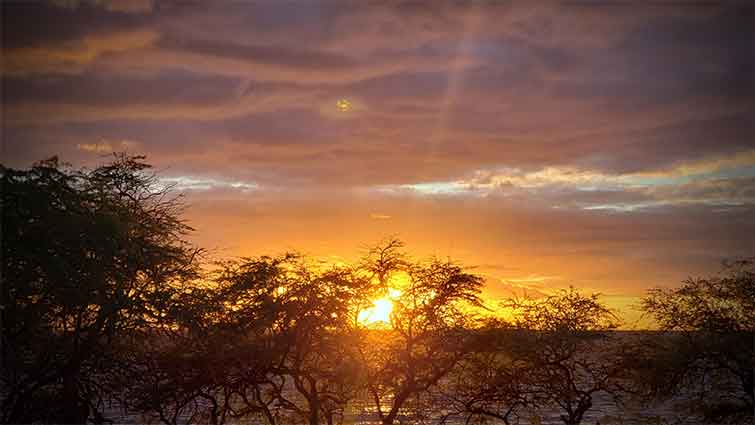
top-left (358, 297), bottom-right (393, 325)
top-left (358, 288), bottom-right (402, 325)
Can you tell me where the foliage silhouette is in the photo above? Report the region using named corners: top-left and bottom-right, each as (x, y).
top-left (1, 155), bottom-right (200, 423)
top-left (440, 289), bottom-right (628, 425)
top-left (356, 239), bottom-right (485, 425)
top-left (120, 254), bottom-right (371, 425)
top-left (637, 259), bottom-right (755, 422)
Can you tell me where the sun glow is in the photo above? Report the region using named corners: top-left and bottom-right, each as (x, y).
top-left (359, 298), bottom-right (393, 324)
top-left (358, 288), bottom-right (402, 325)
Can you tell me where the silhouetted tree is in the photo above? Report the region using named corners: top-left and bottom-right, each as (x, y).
top-left (115, 278), bottom-right (276, 425)
top-left (639, 259), bottom-right (755, 422)
top-left (258, 258), bottom-right (367, 425)
top-left (504, 289), bottom-right (625, 425)
top-left (126, 254), bottom-right (372, 425)
top-left (357, 240), bottom-right (485, 425)
top-left (437, 319), bottom-right (536, 425)
top-left (449, 289), bottom-right (625, 425)
top-left (1, 155), bottom-right (201, 423)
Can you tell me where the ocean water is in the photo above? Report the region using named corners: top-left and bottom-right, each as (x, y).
top-left (104, 390), bottom-right (748, 425)
top-left (101, 333), bottom-right (753, 425)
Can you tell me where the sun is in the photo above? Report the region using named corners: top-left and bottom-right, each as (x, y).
top-left (358, 298), bottom-right (393, 325)
top-left (358, 288), bottom-right (401, 325)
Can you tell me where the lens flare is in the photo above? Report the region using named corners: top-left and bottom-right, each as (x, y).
top-left (336, 99), bottom-right (353, 112)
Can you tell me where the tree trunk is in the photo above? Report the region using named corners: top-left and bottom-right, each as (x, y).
top-left (381, 390), bottom-right (410, 425)
top-left (308, 399), bottom-right (319, 425)
top-left (61, 365), bottom-right (87, 424)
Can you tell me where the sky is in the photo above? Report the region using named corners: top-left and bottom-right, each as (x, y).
top-left (3, 0), bottom-right (754, 324)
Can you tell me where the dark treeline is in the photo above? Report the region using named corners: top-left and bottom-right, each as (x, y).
top-left (2, 156), bottom-right (753, 425)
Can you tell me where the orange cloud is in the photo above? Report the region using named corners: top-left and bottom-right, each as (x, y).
top-left (77, 139), bottom-right (140, 153)
top-left (3, 30), bottom-right (158, 76)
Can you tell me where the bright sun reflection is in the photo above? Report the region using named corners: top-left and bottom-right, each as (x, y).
top-left (358, 288), bottom-right (401, 325)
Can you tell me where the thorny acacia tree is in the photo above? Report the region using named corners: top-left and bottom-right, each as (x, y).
top-left (640, 259), bottom-right (755, 422)
top-left (250, 257), bottom-right (368, 425)
top-left (439, 289), bottom-right (627, 425)
top-left (1, 155), bottom-right (200, 424)
top-left (357, 239), bottom-right (486, 425)
top-left (499, 289), bottom-right (623, 425)
top-left (117, 258), bottom-right (281, 425)
top-left (123, 254), bottom-right (371, 425)
top-left (438, 318), bottom-right (536, 425)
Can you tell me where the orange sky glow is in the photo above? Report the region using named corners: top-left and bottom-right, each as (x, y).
top-left (3, 2), bottom-right (754, 327)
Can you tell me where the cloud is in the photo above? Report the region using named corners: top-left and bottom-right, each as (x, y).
top-left (3, 29), bottom-right (158, 76)
top-left (159, 175), bottom-right (258, 192)
top-left (51, 0), bottom-right (154, 14)
top-left (77, 139), bottom-right (139, 153)
top-left (3, 73), bottom-right (314, 125)
top-left (92, 41), bottom-right (481, 85)
top-left (371, 149), bottom-right (755, 210)
top-left (502, 274), bottom-right (561, 284)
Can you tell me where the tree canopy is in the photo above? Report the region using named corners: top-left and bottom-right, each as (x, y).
top-left (1, 155), bottom-right (200, 423)
top-left (639, 260), bottom-right (754, 421)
